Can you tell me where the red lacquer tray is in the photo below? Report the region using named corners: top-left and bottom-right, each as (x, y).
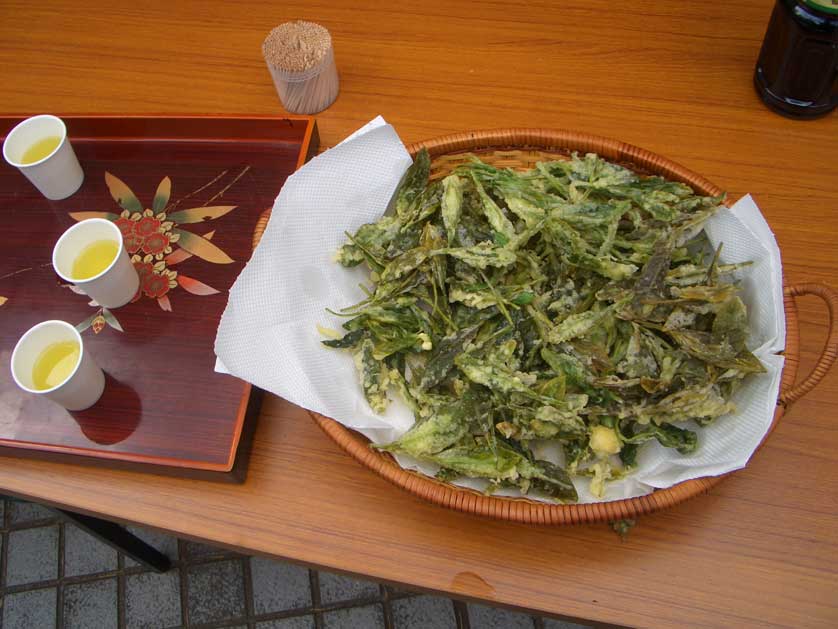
top-left (0, 115), bottom-right (319, 481)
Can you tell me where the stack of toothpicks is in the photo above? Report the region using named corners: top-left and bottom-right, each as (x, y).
top-left (262, 21), bottom-right (340, 114)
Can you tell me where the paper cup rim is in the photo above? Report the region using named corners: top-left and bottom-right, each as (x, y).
top-left (2, 114), bottom-right (68, 169)
top-left (10, 319), bottom-right (85, 395)
top-left (52, 218), bottom-right (124, 285)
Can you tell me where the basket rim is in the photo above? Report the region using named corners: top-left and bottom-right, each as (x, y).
top-left (273, 127), bottom-right (797, 525)
top-left (405, 127), bottom-right (725, 197)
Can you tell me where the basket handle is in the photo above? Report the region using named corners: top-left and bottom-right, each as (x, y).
top-left (780, 283), bottom-right (838, 405)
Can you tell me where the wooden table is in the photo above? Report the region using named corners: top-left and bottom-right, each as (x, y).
top-left (2, 1), bottom-right (837, 627)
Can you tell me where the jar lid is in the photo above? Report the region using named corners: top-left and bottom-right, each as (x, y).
top-left (803, 0), bottom-right (838, 15)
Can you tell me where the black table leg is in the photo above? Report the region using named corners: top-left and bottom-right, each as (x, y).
top-left (56, 509), bottom-right (172, 572)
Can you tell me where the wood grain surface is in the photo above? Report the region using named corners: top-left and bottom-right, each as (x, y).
top-left (1, 1), bottom-right (836, 627)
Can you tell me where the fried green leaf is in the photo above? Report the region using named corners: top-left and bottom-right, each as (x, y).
top-left (441, 174), bottom-right (465, 244)
top-left (434, 242), bottom-right (517, 269)
top-left (377, 397), bottom-right (472, 457)
top-left (325, 150), bottom-right (763, 502)
top-left (395, 148), bottom-right (431, 221)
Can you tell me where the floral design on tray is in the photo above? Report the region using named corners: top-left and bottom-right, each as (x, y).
top-left (75, 306), bottom-right (124, 335)
top-left (69, 169), bottom-right (247, 322)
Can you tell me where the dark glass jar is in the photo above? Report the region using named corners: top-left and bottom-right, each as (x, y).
top-left (754, 0), bottom-right (838, 118)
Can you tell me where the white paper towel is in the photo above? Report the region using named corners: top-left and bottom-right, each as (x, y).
top-left (215, 118), bottom-right (785, 504)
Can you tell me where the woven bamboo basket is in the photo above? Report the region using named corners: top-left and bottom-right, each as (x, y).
top-left (255, 128), bottom-right (838, 525)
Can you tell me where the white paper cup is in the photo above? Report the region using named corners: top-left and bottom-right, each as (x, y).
top-left (2, 115), bottom-right (84, 200)
top-left (11, 320), bottom-right (105, 411)
top-left (53, 218), bottom-right (140, 309)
